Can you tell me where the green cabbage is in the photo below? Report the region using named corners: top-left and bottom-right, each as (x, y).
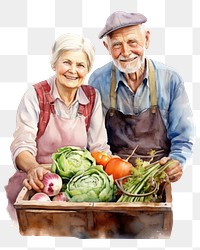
top-left (51, 146), bottom-right (95, 180)
top-left (65, 165), bottom-right (117, 202)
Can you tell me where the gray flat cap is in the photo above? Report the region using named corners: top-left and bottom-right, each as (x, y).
top-left (99, 11), bottom-right (147, 39)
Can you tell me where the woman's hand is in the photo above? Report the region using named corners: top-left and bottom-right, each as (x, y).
top-left (23, 165), bottom-right (50, 192)
top-left (16, 151), bottom-right (52, 192)
top-left (159, 157), bottom-right (183, 182)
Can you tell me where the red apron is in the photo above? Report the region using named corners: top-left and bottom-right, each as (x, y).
top-left (105, 59), bottom-right (171, 164)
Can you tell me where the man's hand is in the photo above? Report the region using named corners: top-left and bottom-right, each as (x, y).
top-left (23, 165), bottom-right (50, 192)
top-left (159, 157), bottom-right (183, 182)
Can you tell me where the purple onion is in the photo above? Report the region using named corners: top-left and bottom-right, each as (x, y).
top-left (41, 172), bottom-right (62, 197)
top-left (52, 192), bottom-right (68, 202)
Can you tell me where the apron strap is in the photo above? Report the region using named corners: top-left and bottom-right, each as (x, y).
top-left (110, 59), bottom-right (157, 113)
top-left (34, 81), bottom-right (56, 142)
top-left (35, 81), bottom-right (56, 115)
top-left (148, 59), bottom-right (157, 113)
top-left (110, 64), bottom-right (117, 109)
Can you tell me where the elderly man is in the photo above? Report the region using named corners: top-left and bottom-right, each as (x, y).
top-left (89, 11), bottom-right (195, 182)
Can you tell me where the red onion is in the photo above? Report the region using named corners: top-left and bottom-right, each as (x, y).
top-left (52, 192), bottom-right (68, 202)
top-left (41, 172), bottom-right (62, 197)
top-left (30, 193), bottom-right (51, 201)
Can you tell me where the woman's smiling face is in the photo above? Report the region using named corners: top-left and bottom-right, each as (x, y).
top-left (53, 50), bottom-right (89, 90)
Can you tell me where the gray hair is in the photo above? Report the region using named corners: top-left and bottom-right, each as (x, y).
top-left (51, 33), bottom-right (95, 72)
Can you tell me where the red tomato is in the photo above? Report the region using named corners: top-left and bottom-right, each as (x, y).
top-left (91, 151), bottom-right (112, 168)
top-left (105, 158), bottom-right (133, 180)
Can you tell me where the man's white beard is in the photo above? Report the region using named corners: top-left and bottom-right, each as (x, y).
top-left (113, 50), bottom-right (146, 74)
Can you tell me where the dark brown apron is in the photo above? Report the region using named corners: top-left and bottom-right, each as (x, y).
top-left (105, 59), bottom-right (171, 164)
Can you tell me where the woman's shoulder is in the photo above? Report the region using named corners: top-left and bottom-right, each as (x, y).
top-left (19, 80), bottom-right (47, 107)
top-left (80, 84), bottom-right (97, 102)
top-left (22, 84), bottom-right (37, 100)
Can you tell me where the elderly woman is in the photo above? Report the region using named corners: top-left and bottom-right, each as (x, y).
top-left (5, 33), bottom-right (111, 219)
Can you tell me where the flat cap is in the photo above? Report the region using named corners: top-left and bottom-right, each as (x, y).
top-left (99, 11), bottom-right (147, 39)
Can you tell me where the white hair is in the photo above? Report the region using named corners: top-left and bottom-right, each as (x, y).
top-left (51, 33), bottom-right (95, 72)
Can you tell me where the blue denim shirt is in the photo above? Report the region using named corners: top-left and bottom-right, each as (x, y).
top-left (89, 59), bottom-right (195, 165)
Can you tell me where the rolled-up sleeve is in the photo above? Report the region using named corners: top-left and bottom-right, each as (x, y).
top-left (10, 86), bottom-right (40, 168)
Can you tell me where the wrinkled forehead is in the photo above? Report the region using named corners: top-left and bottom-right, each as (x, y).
top-left (108, 25), bottom-right (144, 39)
top-left (106, 25), bottom-right (145, 43)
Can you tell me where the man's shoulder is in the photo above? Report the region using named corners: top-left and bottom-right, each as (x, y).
top-left (150, 59), bottom-right (184, 93)
top-left (150, 59), bottom-right (179, 75)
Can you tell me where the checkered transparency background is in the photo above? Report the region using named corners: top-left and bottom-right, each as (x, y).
top-left (0, 0), bottom-right (200, 249)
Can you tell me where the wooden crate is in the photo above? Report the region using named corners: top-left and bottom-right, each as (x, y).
top-left (14, 184), bottom-right (173, 239)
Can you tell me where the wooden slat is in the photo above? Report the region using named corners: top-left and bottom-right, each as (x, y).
top-left (14, 183), bottom-right (173, 238)
top-left (14, 184), bottom-right (172, 212)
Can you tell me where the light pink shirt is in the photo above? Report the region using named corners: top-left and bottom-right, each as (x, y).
top-left (10, 75), bottom-right (111, 167)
